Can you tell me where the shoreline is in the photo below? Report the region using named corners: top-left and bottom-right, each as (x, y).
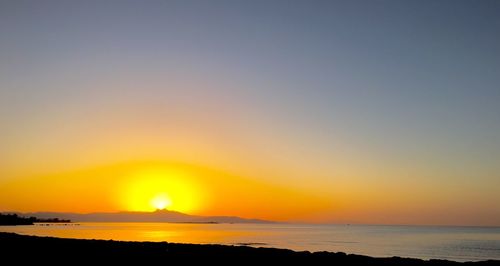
top-left (0, 232), bottom-right (497, 265)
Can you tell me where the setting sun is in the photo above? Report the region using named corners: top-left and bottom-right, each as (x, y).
top-left (151, 193), bottom-right (172, 210)
top-left (118, 167), bottom-right (205, 213)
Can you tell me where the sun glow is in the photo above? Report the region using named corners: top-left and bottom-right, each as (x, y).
top-left (119, 168), bottom-right (204, 213)
top-left (151, 193), bottom-right (172, 210)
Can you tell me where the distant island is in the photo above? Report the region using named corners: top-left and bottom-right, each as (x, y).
top-left (0, 213), bottom-right (71, 225)
top-left (6, 210), bottom-right (274, 224)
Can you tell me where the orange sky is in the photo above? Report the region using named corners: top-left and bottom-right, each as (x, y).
top-left (0, 161), bottom-right (333, 223)
top-left (0, 160), bottom-right (498, 225)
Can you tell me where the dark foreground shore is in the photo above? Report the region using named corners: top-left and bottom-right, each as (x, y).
top-left (0, 232), bottom-right (497, 265)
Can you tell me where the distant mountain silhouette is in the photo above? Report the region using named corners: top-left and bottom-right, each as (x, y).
top-left (11, 210), bottom-right (274, 224)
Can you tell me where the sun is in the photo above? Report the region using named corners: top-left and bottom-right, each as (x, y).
top-left (119, 167), bottom-right (204, 213)
top-left (151, 193), bottom-right (172, 210)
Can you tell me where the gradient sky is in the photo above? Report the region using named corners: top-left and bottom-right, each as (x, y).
top-left (1, 0), bottom-right (499, 225)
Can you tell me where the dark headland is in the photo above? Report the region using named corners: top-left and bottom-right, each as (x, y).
top-left (0, 213), bottom-right (71, 225)
top-left (0, 232), bottom-right (497, 265)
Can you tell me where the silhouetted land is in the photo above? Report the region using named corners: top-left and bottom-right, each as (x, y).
top-left (0, 213), bottom-right (71, 225)
top-left (0, 232), bottom-right (497, 265)
top-left (13, 210), bottom-right (274, 223)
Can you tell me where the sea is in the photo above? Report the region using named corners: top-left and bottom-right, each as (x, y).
top-left (1, 223), bottom-right (499, 262)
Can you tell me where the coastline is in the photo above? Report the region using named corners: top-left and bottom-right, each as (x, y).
top-left (0, 232), bottom-right (497, 265)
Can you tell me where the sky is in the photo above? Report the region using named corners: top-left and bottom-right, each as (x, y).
top-left (1, 0), bottom-right (499, 225)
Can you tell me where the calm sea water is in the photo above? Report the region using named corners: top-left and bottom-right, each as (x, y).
top-left (1, 223), bottom-right (499, 262)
